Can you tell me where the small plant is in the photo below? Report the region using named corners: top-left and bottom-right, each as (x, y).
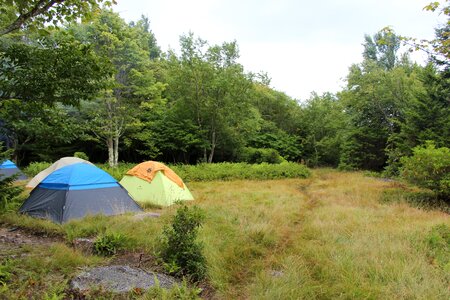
top-left (143, 278), bottom-right (202, 299)
top-left (0, 258), bottom-right (13, 286)
top-left (93, 232), bottom-right (127, 256)
top-left (160, 205), bottom-right (206, 282)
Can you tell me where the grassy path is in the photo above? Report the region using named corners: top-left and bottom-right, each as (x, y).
top-left (190, 170), bottom-right (449, 299)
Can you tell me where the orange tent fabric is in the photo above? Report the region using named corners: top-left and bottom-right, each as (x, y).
top-left (125, 161), bottom-right (184, 188)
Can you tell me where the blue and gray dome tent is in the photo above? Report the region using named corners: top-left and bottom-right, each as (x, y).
top-left (0, 159), bottom-right (27, 180)
top-left (19, 163), bottom-right (142, 223)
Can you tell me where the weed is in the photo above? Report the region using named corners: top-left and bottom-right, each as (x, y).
top-left (141, 278), bottom-right (202, 299)
top-left (93, 232), bottom-right (128, 256)
top-left (425, 224), bottom-right (450, 271)
top-left (0, 258), bottom-right (13, 285)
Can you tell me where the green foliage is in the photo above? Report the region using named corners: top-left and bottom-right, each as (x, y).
top-left (73, 151), bottom-right (89, 161)
top-left (71, 9), bottom-right (165, 167)
top-left (172, 162), bottom-right (310, 182)
top-left (0, 35), bottom-right (112, 106)
top-left (23, 161), bottom-right (51, 177)
top-left (338, 57), bottom-right (423, 171)
top-left (380, 187), bottom-right (449, 213)
top-left (166, 33), bottom-right (253, 163)
top-left (246, 121), bottom-right (301, 161)
top-left (299, 92), bottom-right (345, 167)
top-left (97, 162), bottom-right (310, 182)
top-left (0, 0), bottom-right (114, 36)
top-left (160, 205), bottom-right (207, 282)
top-left (237, 147), bottom-right (284, 164)
top-left (425, 224), bottom-right (450, 271)
top-left (1, 243), bottom-right (102, 299)
top-left (0, 144), bottom-right (23, 212)
top-left (142, 279), bottom-right (202, 299)
top-left (363, 30), bottom-right (400, 70)
top-left (400, 141), bottom-right (450, 199)
top-left (93, 232), bottom-right (128, 256)
top-left (0, 258), bottom-right (13, 286)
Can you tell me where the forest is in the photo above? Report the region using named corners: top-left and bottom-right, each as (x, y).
top-left (0, 1), bottom-right (448, 175)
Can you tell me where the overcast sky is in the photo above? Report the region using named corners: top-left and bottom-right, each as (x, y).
top-left (114, 0), bottom-right (444, 101)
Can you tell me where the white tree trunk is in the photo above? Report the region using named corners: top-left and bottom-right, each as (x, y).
top-left (113, 135), bottom-right (119, 167)
top-left (107, 138), bottom-right (114, 167)
top-left (208, 130), bottom-right (216, 163)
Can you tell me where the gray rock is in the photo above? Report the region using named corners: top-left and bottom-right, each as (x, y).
top-left (133, 212), bottom-right (161, 220)
top-left (72, 238), bottom-right (94, 255)
top-left (70, 265), bottom-right (177, 293)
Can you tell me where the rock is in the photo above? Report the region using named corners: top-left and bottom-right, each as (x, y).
top-left (72, 238), bottom-right (95, 255)
top-left (70, 265), bottom-right (178, 293)
top-left (133, 212), bottom-right (161, 220)
top-left (269, 270), bottom-right (284, 277)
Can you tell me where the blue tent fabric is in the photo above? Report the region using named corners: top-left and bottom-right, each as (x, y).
top-left (0, 160), bottom-right (16, 169)
top-left (19, 163), bottom-right (142, 223)
top-left (38, 163), bottom-right (119, 190)
top-left (0, 159), bottom-right (27, 180)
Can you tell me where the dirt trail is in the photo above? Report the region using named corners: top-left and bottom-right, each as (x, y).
top-left (0, 226), bottom-right (61, 244)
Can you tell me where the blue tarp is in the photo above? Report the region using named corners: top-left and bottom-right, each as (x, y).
top-left (38, 163), bottom-right (119, 190)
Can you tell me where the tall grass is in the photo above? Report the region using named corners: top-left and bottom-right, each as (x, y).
top-left (192, 172), bottom-right (449, 299)
top-left (1, 170), bottom-right (448, 298)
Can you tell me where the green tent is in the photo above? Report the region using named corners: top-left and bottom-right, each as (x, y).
top-left (120, 161), bottom-right (194, 206)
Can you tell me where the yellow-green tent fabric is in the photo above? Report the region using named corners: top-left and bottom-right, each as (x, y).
top-left (120, 161), bottom-right (194, 206)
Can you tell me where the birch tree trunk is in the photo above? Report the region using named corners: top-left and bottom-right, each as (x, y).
top-left (208, 130), bottom-right (216, 163)
top-left (107, 137), bottom-right (114, 167)
top-left (113, 135), bottom-right (119, 167)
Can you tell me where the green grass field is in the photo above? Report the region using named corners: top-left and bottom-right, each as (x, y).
top-left (1, 169), bottom-right (449, 299)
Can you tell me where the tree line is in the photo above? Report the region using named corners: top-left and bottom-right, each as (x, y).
top-left (0, 1), bottom-right (448, 179)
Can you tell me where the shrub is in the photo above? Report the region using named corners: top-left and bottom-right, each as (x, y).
top-left (73, 151), bottom-right (89, 161)
top-left (23, 161), bottom-right (51, 177)
top-left (237, 147), bottom-right (284, 164)
top-left (160, 205), bottom-right (206, 282)
top-left (172, 162), bottom-right (310, 182)
top-left (400, 141), bottom-right (450, 199)
top-left (93, 232), bottom-right (127, 256)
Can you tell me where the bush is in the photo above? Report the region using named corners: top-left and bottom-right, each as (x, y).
top-left (172, 162), bottom-right (310, 182)
top-left (400, 141), bottom-right (450, 199)
top-left (237, 147), bottom-right (284, 164)
top-left (23, 161), bottom-right (51, 177)
top-left (73, 151), bottom-right (89, 161)
top-left (93, 232), bottom-right (128, 256)
top-left (160, 205), bottom-right (206, 282)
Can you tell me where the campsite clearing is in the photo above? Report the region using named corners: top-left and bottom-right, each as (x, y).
top-left (0, 169), bottom-right (449, 299)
